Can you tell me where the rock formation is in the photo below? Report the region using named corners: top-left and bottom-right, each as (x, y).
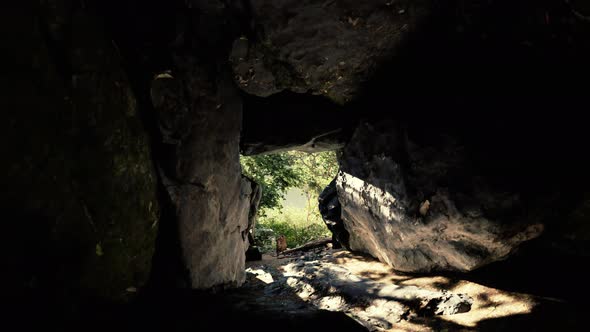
top-left (150, 64), bottom-right (253, 289)
top-left (240, 92), bottom-right (354, 155)
top-left (230, 0), bottom-right (432, 104)
top-left (5, 1), bottom-right (159, 302)
top-left (9, 1), bottom-right (590, 321)
top-left (335, 110), bottom-right (590, 272)
top-left (318, 180), bottom-right (350, 249)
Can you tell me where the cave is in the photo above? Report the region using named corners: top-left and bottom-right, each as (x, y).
top-left (7, 0), bottom-right (590, 331)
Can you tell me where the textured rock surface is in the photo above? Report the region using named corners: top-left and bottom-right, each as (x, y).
top-left (283, 261), bottom-right (472, 330)
top-left (282, 260), bottom-right (473, 330)
top-left (247, 249), bottom-right (472, 331)
top-left (337, 120), bottom-right (548, 273)
top-left (231, 0), bottom-right (432, 103)
top-left (4, 2), bottom-right (159, 302)
top-left (151, 68), bottom-right (253, 289)
top-left (318, 179), bottom-right (350, 249)
top-left (240, 92), bottom-right (353, 155)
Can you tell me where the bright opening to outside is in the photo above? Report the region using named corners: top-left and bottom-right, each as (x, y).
top-left (240, 151), bottom-right (338, 254)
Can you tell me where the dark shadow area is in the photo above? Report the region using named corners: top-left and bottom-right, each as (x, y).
top-left (462, 237), bottom-right (590, 303)
top-left (405, 298), bottom-right (583, 331)
top-left (240, 91), bottom-right (359, 155)
top-left (15, 1), bottom-right (590, 331)
top-left (10, 283), bottom-right (367, 332)
top-left (346, 0), bottom-right (590, 197)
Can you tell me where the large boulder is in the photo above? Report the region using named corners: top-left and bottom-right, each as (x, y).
top-left (240, 91), bottom-right (353, 155)
top-left (318, 179), bottom-right (350, 249)
top-left (151, 67), bottom-right (253, 288)
top-left (336, 116), bottom-right (583, 273)
top-left (3, 2), bottom-right (159, 302)
top-left (230, 0), bottom-right (432, 103)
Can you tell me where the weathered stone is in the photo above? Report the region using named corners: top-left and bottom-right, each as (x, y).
top-left (318, 179), bottom-right (350, 249)
top-left (232, 0), bottom-right (432, 103)
top-left (337, 120), bottom-right (547, 273)
top-left (246, 246), bottom-right (263, 262)
top-left (246, 176), bottom-right (262, 239)
top-left (4, 2), bottom-right (159, 302)
top-left (240, 92), bottom-right (353, 155)
top-left (151, 67), bottom-right (253, 288)
top-left (282, 255), bottom-right (473, 330)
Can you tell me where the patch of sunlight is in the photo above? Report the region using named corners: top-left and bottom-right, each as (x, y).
top-left (316, 295), bottom-right (347, 311)
top-left (285, 275), bottom-right (317, 301)
top-left (245, 267), bottom-right (274, 284)
top-left (438, 282), bottom-right (535, 327)
top-left (338, 173), bottom-right (403, 222)
top-left (328, 250), bottom-right (536, 329)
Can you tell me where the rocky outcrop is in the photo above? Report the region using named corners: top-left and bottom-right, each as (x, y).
top-left (318, 180), bottom-right (350, 249)
top-left (103, 0), bottom-right (263, 290)
top-left (4, 2), bottom-right (159, 302)
top-left (9, 0), bottom-right (590, 311)
top-left (240, 92), bottom-right (353, 155)
top-left (336, 120), bottom-right (553, 273)
top-left (230, 0), bottom-right (432, 103)
top-left (245, 177), bottom-right (263, 261)
top-left (246, 177), bottom-right (262, 242)
top-left (151, 67), bottom-right (254, 288)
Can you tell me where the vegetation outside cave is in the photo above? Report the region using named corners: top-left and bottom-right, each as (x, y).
top-left (240, 151), bottom-right (338, 252)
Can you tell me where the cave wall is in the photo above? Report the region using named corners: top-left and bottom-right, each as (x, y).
top-left (8, 0), bottom-right (590, 308)
top-left (6, 0), bottom-right (260, 302)
top-left (151, 67), bottom-right (253, 288)
top-left (316, 0), bottom-right (590, 271)
top-left (230, 0), bottom-right (432, 104)
top-left (336, 120), bottom-right (546, 272)
top-left (4, 1), bottom-right (159, 303)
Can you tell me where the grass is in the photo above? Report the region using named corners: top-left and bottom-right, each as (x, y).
top-left (255, 206), bottom-right (330, 252)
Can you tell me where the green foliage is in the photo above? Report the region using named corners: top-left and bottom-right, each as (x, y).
top-left (241, 151), bottom-right (338, 212)
top-left (241, 150), bottom-right (339, 251)
top-left (240, 153), bottom-right (303, 212)
top-left (289, 150), bottom-right (339, 199)
top-left (257, 207), bottom-right (331, 251)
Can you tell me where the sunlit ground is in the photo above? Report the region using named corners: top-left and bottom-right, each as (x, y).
top-left (248, 249), bottom-right (551, 332)
top-left (327, 251), bottom-right (536, 331)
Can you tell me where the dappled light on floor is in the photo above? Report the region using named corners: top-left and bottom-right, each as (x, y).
top-left (246, 267), bottom-right (275, 284)
top-left (244, 249), bottom-right (564, 331)
top-left (326, 251), bottom-right (536, 330)
top-left (436, 280), bottom-right (535, 328)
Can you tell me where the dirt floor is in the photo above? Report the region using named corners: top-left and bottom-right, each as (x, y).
top-left (243, 246), bottom-right (584, 331)
top-left (17, 243), bottom-right (584, 332)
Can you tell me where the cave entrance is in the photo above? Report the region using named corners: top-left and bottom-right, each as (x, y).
top-left (240, 150), bottom-right (339, 255)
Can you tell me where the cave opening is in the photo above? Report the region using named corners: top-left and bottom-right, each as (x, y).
top-left (11, 0), bottom-right (590, 331)
top-left (240, 150), bottom-right (339, 256)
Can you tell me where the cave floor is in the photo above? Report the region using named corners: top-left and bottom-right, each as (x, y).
top-left (236, 248), bottom-right (584, 332)
top-left (25, 246), bottom-right (585, 332)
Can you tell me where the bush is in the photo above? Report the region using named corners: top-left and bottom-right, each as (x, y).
top-left (252, 228), bottom-right (276, 253)
top-left (255, 206), bottom-right (330, 252)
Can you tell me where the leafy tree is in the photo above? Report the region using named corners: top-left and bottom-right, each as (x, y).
top-left (241, 150), bottom-right (339, 249)
top-left (289, 151), bottom-right (339, 222)
top-left (240, 153), bottom-right (303, 213)
top-left (240, 151), bottom-right (338, 212)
